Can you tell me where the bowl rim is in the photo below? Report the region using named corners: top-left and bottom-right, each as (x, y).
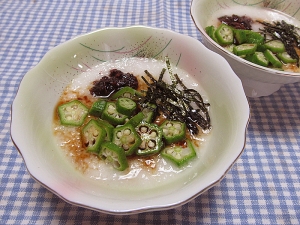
top-left (190, 0), bottom-right (300, 78)
top-left (10, 25), bottom-right (250, 214)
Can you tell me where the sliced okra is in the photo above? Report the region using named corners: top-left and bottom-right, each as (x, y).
top-left (205, 25), bottom-right (218, 43)
top-left (101, 102), bottom-right (127, 126)
top-left (141, 103), bottom-right (157, 123)
top-left (246, 52), bottom-right (269, 67)
top-left (126, 112), bottom-right (145, 127)
top-left (82, 119), bottom-right (106, 154)
top-left (233, 43), bottom-right (257, 56)
top-left (215, 24), bottom-right (234, 45)
top-left (277, 52), bottom-right (297, 64)
top-left (136, 122), bottom-right (163, 156)
top-left (224, 44), bottom-right (236, 53)
top-left (264, 40), bottom-right (285, 53)
top-left (89, 99), bottom-right (107, 117)
top-left (264, 49), bottom-right (283, 68)
top-left (234, 29), bottom-right (264, 45)
top-left (99, 141), bottom-right (128, 171)
top-left (58, 100), bottom-right (88, 126)
top-left (98, 119), bottom-right (114, 141)
top-left (112, 123), bottom-right (142, 156)
top-left (160, 120), bottom-right (186, 144)
top-left (111, 86), bottom-right (142, 100)
top-left (161, 139), bottom-right (196, 167)
top-left (116, 97), bottom-right (137, 116)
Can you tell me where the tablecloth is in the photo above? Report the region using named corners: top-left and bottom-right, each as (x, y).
top-left (1, 0), bottom-right (299, 224)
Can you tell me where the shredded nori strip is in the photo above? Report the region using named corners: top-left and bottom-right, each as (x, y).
top-left (139, 59), bottom-right (211, 135)
top-left (258, 20), bottom-right (300, 66)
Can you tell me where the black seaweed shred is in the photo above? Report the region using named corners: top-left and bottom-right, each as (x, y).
top-left (258, 20), bottom-right (300, 66)
top-left (139, 59), bottom-right (211, 135)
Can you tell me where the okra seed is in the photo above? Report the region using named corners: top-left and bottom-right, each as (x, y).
top-left (166, 123), bottom-right (172, 128)
top-left (123, 129), bottom-right (131, 135)
top-left (150, 131), bottom-right (157, 138)
top-left (166, 149), bottom-right (174, 154)
top-left (127, 135), bottom-right (135, 143)
top-left (174, 130), bottom-right (179, 135)
top-left (148, 140), bottom-right (155, 148)
top-left (124, 93), bottom-right (131, 98)
top-left (174, 124), bottom-right (181, 129)
top-left (117, 131), bottom-right (122, 138)
top-left (93, 129), bottom-right (99, 137)
top-left (140, 126), bottom-right (148, 133)
top-left (108, 105), bottom-right (115, 114)
top-left (140, 141), bottom-right (146, 149)
top-left (123, 144), bottom-right (129, 150)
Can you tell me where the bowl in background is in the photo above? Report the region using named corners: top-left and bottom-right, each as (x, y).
top-left (191, 0), bottom-right (300, 97)
top-left (11, 26), bottom-right (249, 214)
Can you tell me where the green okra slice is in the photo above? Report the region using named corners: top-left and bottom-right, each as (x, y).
top-left (215, 24), bottom-right (234, 45)
top-left (161, 139), bottom-right (196, 167)
top-left (141, 103), bottom-right (157, 123)
top-left (101, 102), bottom-right (127, 126)
top-left (205, 25), bottom-right (218, 43)
top-left (224, 44), bottom-right (236, 53)
top-left (160, 120), bottom-right (186, 144)
top-left (126, 112), bottom-right (145, 127)
top-left (89, 99), bottom-right (107, 117)
top-left (234, 29), bottom-right (264, 44)
top-left (246, 52), bottom-right (269, 67)
top-left (234, 29), bottom-right (250, 44)
top-left (99, 141), bottom-right (128, 171)
top-left (98, 119), bottom-right (114, 141)
top-left (58, 100), bottom-right (88, 126)
top-left (277, 52), bottom-right (297, 64)
top-left (233, 43), bottom-right (257, 56)
top-left (82, 119), bottom-right (107, 154)
top-left (264, 40), bottom-right (285, 53)
top-left (111, 86), bottom-right (142, 100)
top-left (135, 122), bottom-right (163, 156)
top-left (112, 123), bottom-right (142, 156)
top-left (116, 97), bottom-right (137, 116)
top-left (264, 49), bottom-right (283, 68)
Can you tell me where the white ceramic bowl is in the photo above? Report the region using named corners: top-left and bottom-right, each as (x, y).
top-left (191, 0), bottom-right (300, 97)
top-left (11, 26), bottom-right (249, 214)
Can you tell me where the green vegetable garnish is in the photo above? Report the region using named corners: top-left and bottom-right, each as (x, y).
top-left (89, 99), bottom-right (106, 117)
top-left (160, 120), bottom-right (186, 144)
top-left (215, 24), bottom-right (234, 45)
top-left (99, 141), bottom-right (129, 171)
top-left (112, 123), bottom-right (142, 156)
top-left (161, 139), bottom-right (196, 167)
top-left (81, 119), bottom-right (107, 154)
top-left (58, 100), bottom-right (88, 126)
top-left (136, 122), bottom-right (163, 156)
top-left (101, 102), bottom-right (127, 126)
top-left (116, 97), bottom-right (137, 116)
